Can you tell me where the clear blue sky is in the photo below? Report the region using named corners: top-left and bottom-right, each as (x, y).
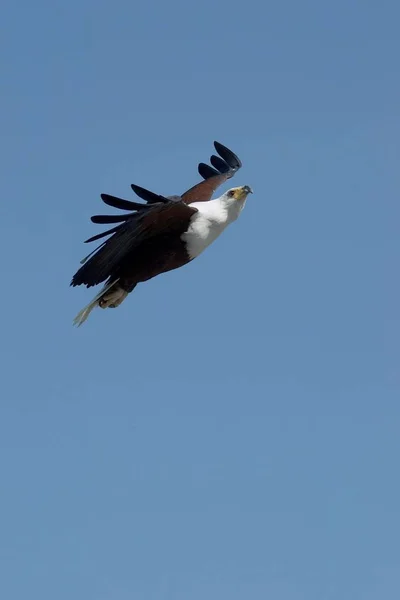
top-left (1, 0), bottom-right (399, 598)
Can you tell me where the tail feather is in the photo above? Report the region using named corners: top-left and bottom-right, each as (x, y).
top-left (73, 279), bottom-right (119, 327)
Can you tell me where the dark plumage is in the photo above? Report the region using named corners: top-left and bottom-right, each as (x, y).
top-left (71, 141), bottom-right (246, 326)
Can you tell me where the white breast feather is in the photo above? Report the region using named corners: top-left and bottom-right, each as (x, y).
top-left (182, 196), bottom-right (246, 259)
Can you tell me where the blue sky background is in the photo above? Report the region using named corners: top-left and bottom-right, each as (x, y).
top-left (1, 0), bottom-right (399, 598)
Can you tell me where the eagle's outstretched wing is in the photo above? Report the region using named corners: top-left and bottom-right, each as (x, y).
top-left (180, 141), bottom-right (242, 204)
top-left (86, 141), bottom-right (242, 226)
top-left (71, 141), bottom-right (242, 287)
top-left (71, 200), bottom-right (198, 288)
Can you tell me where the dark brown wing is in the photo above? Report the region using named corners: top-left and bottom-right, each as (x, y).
top-left (71, 141), bottom-right (241, 283)
top-left (75, 179), bottom-right (184, 270)
top-left (180, 141), bottom-right (242, 204)
top-left (71, 200), bottom-right (198, 288)
top-left (81, 141), bottom-right (241, 240)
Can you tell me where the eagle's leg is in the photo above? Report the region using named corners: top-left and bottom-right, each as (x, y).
top-left (99, 286), bottom-right (128, 309)
top-left (99, 281), bottom-right (137, 309)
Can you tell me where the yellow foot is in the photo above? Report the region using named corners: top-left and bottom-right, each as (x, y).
top-left (99, 288), bottom-right (128, 309)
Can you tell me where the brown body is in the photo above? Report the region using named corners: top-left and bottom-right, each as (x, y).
top-left (114, 225), bottom-right (192, 293)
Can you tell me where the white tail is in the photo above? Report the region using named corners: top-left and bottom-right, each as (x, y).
top-left (73, 279), bottom-right (119, 327)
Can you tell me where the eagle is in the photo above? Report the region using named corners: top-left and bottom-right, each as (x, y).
top-left (71, 141), bottom-right (253, 326)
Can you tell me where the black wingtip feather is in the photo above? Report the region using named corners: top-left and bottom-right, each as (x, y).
top-left (84, 225), bottom-right (122, 244)
top-left (91, 214), bottom-right (136, 225)
top-left (210, 155), bottom-right (230, 174)
top-left (78, 241), bottom-right (107, 265)
top-left (131, 184), bottom-right (169, 204)
top-left (198, 163), bottom-right (220, 180)
top-left (214, 141), bottom-right (242, 170)
top-left (101, 193), bottom-right (146, 212)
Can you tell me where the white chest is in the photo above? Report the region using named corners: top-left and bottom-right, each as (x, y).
top-left (181, 198), bottom-right (245, 260)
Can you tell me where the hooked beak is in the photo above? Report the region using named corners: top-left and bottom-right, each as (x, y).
top-left (243, 185), bottom-right (253, 195)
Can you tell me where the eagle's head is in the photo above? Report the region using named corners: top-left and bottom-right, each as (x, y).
top-left (225, 185), bottom-right (253, 201)
top-left (221, 185), bottom-right (253, 220)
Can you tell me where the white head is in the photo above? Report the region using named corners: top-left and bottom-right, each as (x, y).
top-left (221, 185), bottom-right (253, 219)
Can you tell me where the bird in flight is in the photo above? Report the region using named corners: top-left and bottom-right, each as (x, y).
top-left (71, 141), bottom-right (253, 326)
